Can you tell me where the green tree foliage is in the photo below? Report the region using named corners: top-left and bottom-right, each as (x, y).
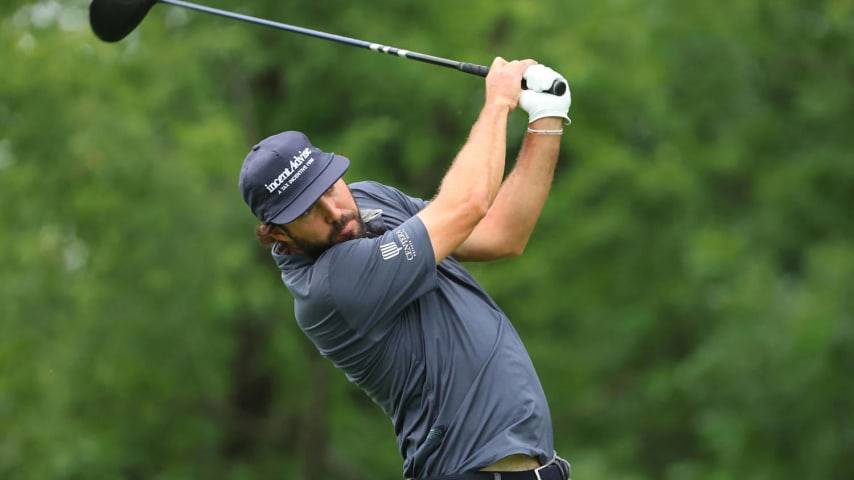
top-left (1, 0), bottom-right (852, 479)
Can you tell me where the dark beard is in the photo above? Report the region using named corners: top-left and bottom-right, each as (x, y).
top-left (290, 213), bottom-right (367, 258)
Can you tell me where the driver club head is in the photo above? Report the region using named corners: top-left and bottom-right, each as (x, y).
top-left (90, 0), bottom-right (159, 42)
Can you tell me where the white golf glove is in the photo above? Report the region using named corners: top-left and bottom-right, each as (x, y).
top-left (519, 64), bottom-right (572, 124)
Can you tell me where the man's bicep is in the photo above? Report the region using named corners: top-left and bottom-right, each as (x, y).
top-left (449, 217), bottom-right (519, 262)
top-left (449, 228), bottom-right (499, 262)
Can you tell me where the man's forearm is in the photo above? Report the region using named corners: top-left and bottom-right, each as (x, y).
top-left (417, 57), bottom-right (536, 264)
top-left (461, 117), bottom-right (563, 258)
top-left (437, 102), bottom-right (510, 210)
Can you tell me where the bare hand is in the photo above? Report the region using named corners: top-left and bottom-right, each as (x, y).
top-left (485, 57), bottom-right (538, 111)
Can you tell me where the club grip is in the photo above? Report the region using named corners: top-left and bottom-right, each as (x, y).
top-left (460, 62), bottom-right (567, 96)
top-left (458, 62), bottom-right (490, 77)
top-left (522, 78), bottom-right (568, 96)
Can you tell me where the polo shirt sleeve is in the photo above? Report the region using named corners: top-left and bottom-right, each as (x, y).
top-left (324, 215), bottom-right (437, 341)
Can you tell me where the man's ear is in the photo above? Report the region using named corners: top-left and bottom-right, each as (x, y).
top-left (268, 225), bottom-right (291, 243)
top-left (265, 224), bottom-right (305, 255)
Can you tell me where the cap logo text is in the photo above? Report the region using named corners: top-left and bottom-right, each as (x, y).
top-left (264, 147), bottom-right (314, 193)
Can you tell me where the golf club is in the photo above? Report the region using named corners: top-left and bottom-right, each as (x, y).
top-left (89, 0), bottom-right (567, 96)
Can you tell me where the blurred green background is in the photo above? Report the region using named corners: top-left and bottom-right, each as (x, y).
top-left (2, 0), bottom-right (853, 479)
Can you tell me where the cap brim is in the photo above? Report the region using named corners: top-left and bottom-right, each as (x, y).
top-left (268, 153), bottom-right (350, 224)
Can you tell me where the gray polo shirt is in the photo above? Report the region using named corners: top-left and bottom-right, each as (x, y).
top-left (273, 181), bottom-right (554, 478)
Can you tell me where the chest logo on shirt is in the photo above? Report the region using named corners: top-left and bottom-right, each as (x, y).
top-left (379, 228), bottom-right (417, 261)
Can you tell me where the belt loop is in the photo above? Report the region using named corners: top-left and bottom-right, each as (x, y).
top-left (554, 454), bottom-right (571, 480)
top-left (534, 451), bottom-right (558, 480)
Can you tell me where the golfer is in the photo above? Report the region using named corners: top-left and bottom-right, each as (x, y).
top-left (239, 57), bottom-right (571, 480)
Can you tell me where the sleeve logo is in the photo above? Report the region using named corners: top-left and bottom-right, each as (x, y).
top-left (380, 242), bottom-right (402, 260)
top-left (379, 228), bottom-right (417, 261)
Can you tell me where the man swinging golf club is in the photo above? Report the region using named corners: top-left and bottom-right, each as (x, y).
top-left (90, 1), bottom-right (572, 476)
top-left (239, 58), bottom-right (572, 480)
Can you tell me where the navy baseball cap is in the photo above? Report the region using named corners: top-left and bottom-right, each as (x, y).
top-left (239, 131), bottom-right (350, 224)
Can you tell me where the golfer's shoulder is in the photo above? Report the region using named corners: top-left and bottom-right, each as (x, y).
top-left (349, 180), bottom-right (399, 199)
top-left (350, 181), bottom-right (423, 216)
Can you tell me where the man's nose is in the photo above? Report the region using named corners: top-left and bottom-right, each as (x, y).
top-left (316, 195), bottom-right (341, 223)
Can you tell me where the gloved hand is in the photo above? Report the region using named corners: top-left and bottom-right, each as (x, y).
top-left (520, 64), bottom-right (572, 124)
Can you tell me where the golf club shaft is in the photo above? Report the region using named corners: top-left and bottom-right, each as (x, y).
top-left (160, 0), bottom-right (490, 77)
